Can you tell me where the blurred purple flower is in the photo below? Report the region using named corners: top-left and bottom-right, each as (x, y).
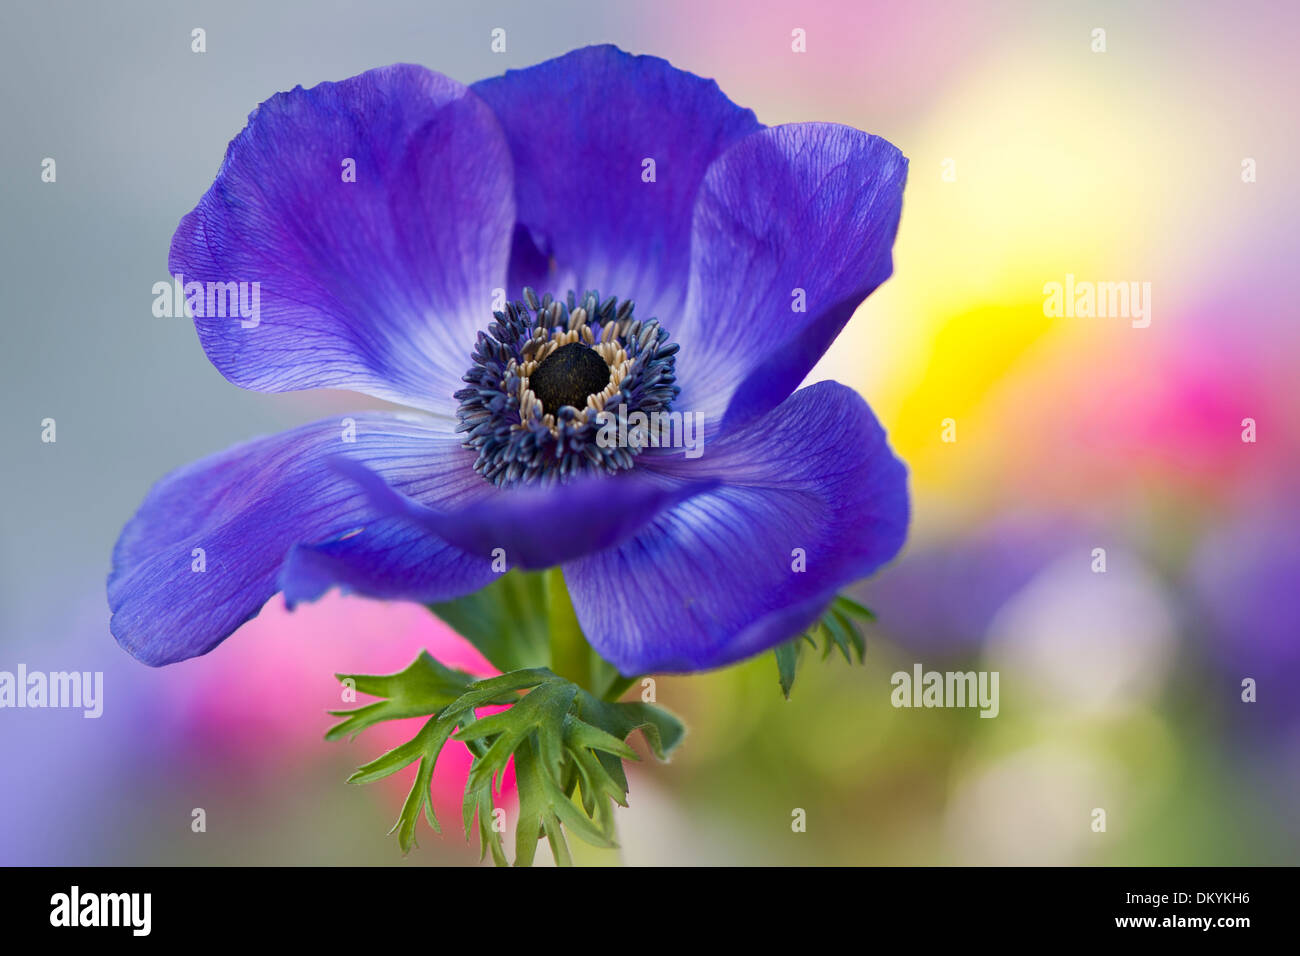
top-left (1188, 507), bottom-right (1300, 839)
top-left (1189, 510), bottom-right (1300, 731)
top-left (857, 513), bottom-right (1086, 656)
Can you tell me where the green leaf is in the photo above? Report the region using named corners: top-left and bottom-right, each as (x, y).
top-left (387, 714), bottom-right (462, 850)
top-left (772, 594), bottom-right (875, 698)
top-left (332, 657), bottom-right (678, 865)
top-left (456, 679), bottom-right (642, 863)
top-left (834, 594), bottom-right (877, 621)
top-left (438, 668), bottom-right (553, 718)
top-left (775, 640), bottom-right (799, 699)
top-left (427, 570), bottom-right (551, 672)
top-left (326, 651), bottom-right (475, 741)
top-left (573, 691), bottom-right (686, 762)
top-left (460, 711), bottom-right (508, 866)
top-left (563, 719), bottom-right (628, 826)
top-left (822, 610), bottom-right (863, 663)
top-left (455, 678), bottom-right (578, 791)
top-left (512, 738), bottom-right (567, 866)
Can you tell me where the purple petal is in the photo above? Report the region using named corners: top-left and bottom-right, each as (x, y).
top-left (471, 45), bottom-right (761, 320)
top-left (109, 413), bottom-right (495, 666)
top-left (674, 123), bottom-right (907, 433)
top-left (564, 381), bottom-right (909, 673)
top-left (170, 64), bottom-right (515, 415)
top-left (330, 456), bottom-right (718, 570)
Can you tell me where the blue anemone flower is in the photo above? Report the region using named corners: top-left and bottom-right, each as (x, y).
top-left (109, 45), bottom-right (910, 675)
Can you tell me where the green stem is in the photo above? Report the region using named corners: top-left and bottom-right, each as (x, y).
top-left (602, 674), bottom-right (638, 701)
top-left (546, 567), bottom-right (591, 690)
top-left (543, 567), bottom-right (625, 864)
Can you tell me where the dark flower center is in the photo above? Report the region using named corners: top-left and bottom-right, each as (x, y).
top-left (455, 287), bottom-right (680, 487)
top-left (528, 342), bottom-right (611, 416)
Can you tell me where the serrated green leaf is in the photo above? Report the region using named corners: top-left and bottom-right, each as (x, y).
top-left (834, 594), bottom-right (877, 621)
top-left (612, 702), bottom-right (685, 761)
top-left (456, 679), bottom-right (577, 792)
top-left (775, 640), bottom-right (799, 698)
top-left (548, 775), bottom-right (617, 848)
top-left (334, 656), bottom-right (660, 865)
top-left (326, 651), bottom-right (475, 741)
top-left (573, 691), bottom-right (685, 762)
top-left (772, 593), bottom-right (876, 698)
top-left (563, 713), bottom-right (638, 762)
top-left (822, 611), bottom-right (858, 663)
top-left (513, 733), bottom-right (617, 869)
top-left (839, 610), bottom-right (868, 659)
top-left (459, 711), bottom-right (508, 866)
top-left (511, 739), bottom-right (551, 867)
top-left (438, 668), bottom-right (553, 720)
top-left (564, 717), bottom-right (631, 824)
top-left (383, 712), bottom-right (463, 851)
top-left (345, 733), bottom-right (428, 785)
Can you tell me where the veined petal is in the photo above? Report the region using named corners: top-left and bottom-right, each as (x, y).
top-left (564, 381), bottom-right (909, 674)
top-left (674, 123), bottom-right (907, 433)
top-left (330, 457), bottom-right (718, 570)
top-left (109, 413), bottom-right (495, 666)
top-left (471, 45), bottom-right (761, 320)
top-left (170, 64), bottom-right (515, 416)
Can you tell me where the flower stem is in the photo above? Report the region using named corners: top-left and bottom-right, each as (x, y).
top-left (546, 567), bottom-right (591, 690)
top-left (602, 673), bottom-right (638, 701)
top-left (542, 567), bottom-right (625, 864)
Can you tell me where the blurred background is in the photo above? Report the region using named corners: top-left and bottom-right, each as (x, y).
top-left (1, 0), bottom-right (1296, 864)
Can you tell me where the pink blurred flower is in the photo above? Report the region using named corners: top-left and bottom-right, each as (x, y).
top-left (157, 592), bottom-right (514, 832)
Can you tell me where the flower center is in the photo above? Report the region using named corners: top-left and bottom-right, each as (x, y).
top-left (529, 342), bottom-right (611, 416)
top-left (455, 288), bottom-right (680, 487)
